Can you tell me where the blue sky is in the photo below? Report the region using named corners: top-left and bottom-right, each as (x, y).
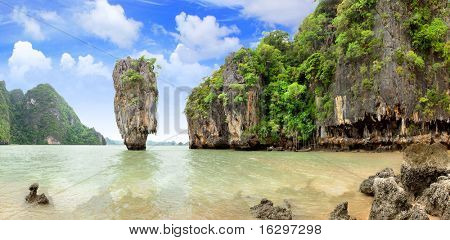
top-left (0, 0), bottom-right (317, 142)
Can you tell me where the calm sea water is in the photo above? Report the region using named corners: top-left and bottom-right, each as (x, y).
top-left (0, 145), bottom-right (406, 220)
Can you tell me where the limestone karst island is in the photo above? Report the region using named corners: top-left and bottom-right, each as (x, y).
top-left (0, 0), bottom-right (448, 222)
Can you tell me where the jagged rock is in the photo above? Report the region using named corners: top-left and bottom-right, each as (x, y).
top-left (359, 168), bottom-right (395, 196)
top-left (25, 183), bottom-right (49, 205)
top-left (443, 206), bottom-right (450, 220)
top-left (417, 177), bottom-right (450, 219)
top-left (329, 202), bottom-right (356, 220)
top-left (395, 204), bottom-right (429, 220)
top-left (400, 143), bottom-right (448, 196)
top-left (369, 177), bottom-right (411, 220)
top-left (113, 57), bottom-right (158, 150)
top-left (250, 199), bottom-right (293, 220)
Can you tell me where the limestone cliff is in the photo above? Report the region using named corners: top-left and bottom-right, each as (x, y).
top-left (186, 54), bottom-right (263, 149)
top-left (0, 81), bottom-right (11, 144)
top-left (318, 0), bottom-right (450, 150)
top-left (113, 57), bottom-right (158, 150)
top-left (0, 81), bottom-right (106, 145)
top-left (186, 0), bottom-right (449, 150)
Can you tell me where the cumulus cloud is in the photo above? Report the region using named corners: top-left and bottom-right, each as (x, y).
top-left (172, 12), bottom-right (241, 63)
top-left (135, 50), bottom-right (212, 86)
top-left (11, 7), bottom-right (45, 40)
top-left (60, 53), bottom-right (76, 69)
top-left (60, 53), bottom-right (109, 78)
top-left (77, 0), bottom-right (142, 48)
top-left (8, 41), bottom-right (52, 78)
top-left (196, 0), bottom-right (317, 28)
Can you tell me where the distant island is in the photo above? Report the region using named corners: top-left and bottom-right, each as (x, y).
top-left (0, 81), bottom-right (105, 145)
top-left (105, 137), bottom-right (188, 146)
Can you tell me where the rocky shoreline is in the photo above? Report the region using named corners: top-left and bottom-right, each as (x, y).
top-left (331, 143), bottom-right (449, 220)
top-left (249, 143), bottom-right (449, 220)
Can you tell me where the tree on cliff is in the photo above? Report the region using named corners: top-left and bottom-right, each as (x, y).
top-left (185, 0), bottom-right (449, 149)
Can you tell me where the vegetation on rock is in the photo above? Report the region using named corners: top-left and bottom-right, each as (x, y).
top-left (0, 81), bottom-right (11, 144)
top-left (113, 56), bottom-right (158, 150)
top-left (186, 0), bottom-right (449, 149)
top-left (0, 81), bottom-right (105, 145)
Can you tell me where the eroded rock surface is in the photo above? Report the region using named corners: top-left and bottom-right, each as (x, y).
top-left (418, 176), bottom-right (450, 219)
top-left (395, 204), bottom-right (429, 220)
top-left (360, 168), bottom-right (395, 196)
top-left (25, 183), bottom-right (49, 205)
top-left (400, 143), bottom-right (448, 196)
top-left (329, 202), bottom-right (355, 220)
top-left (250, 198), bottom-right (293, 220)
top-left (317, 0), bottom-right (450, 151)
top-left (186, 54), bottom-right (262, 150)
top-left (369, 177), bottom-right (410, 220)
top-left (113, 57), bottom-right (158, 150)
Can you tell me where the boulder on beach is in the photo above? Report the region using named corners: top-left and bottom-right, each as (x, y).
top-left (369, 177), bottom-right (410, 220)
top-left (359, 168), bottom-right (395, 196)
top-left (250, 198), bottom-right (292, 220)
top-left (400, 143), bottom-right (448, 196)
top-left (25, 183), bottom-right (49, 205)
top-left (395, 204), bottom-right (429, 220)
top-left (329, 202), bottom-right (356, 220)
top-left (418, 176), bottom-right (450, 219)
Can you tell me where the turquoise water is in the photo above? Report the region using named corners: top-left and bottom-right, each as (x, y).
top-left (0, 146), bottom-right (405, 219)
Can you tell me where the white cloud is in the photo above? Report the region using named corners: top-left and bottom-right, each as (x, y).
top-left (59, 53), bottom-right (109, 78)
top-left (135, 50), bottom-right (212, 86)
top-left (137, 0), bottom-right (164, 5)
top-left (77, 55), bottom-right (109, 78)
top-left (11, 7), bottom-right (45, 40)
top-left (60, 53), bottom-right (76, 69)
top-left (77, 0), bottom-right (142, 48)
top-left (196, 0), bottom-right (317, 28)
top-left (151, 23), bottom-right (177, 37)
top-left (8, 41), bottom-right (52, 78)
top-left (172, 12), bottom-right (241, 63)
top-left (37, 10), bottom-right (63, 23)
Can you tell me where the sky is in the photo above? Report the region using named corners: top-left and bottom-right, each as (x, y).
top-left (0, 0), bottom-right (317, 142)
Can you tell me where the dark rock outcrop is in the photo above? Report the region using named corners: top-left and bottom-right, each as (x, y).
top-left (113, 57), bottom-right (158, 150)
top-left (329, 202), bottom-right (356, 220)
top-left (25, 183), bottom-right (49, 205)
top-left (359, 168), bottom-right (395, 196)
top-left (400, 143), bottom-right (448, 196)
top-left (369, 177), bottom-right (410, 220)
top-left (418, 176), bottom-right (450, 219)
top-left (250, 199), bottom-right (293, 220)
top-left (395, 204), bottom-right (429, 220)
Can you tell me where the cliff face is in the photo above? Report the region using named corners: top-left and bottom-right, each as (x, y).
top-left (113, 57), bottom-right (158, 150)
top-left (0, 81), bottom-right (11, 144)
top-left (0, 82), bottom-right (106, 145)
top-left (186, 54), bottom-right (263, 149)
top-left (186, 0), bottom-right (449, 150)
top-left (318, 0), bottom-right (449, 150)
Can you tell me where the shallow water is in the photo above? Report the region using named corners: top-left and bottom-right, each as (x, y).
top-left (0, 145), bottom-right (407, 220)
